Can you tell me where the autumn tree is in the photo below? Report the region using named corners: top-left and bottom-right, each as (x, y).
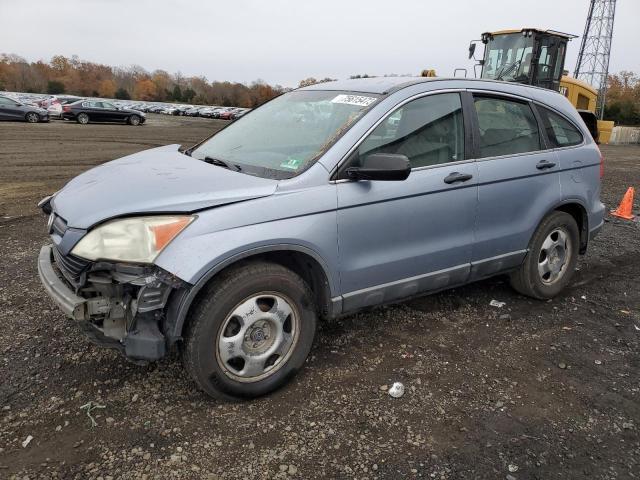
top-left (605, 71), bottom-right (640, 125)
top-left (98, 79), bottom-right (116, 98)
top-left (133, 78), bottom-right (158, 101)
top-left (298, 77), bottom-right (318, 88)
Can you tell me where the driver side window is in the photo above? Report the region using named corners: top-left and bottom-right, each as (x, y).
top-left (349, 93), bottom-right (465, 171)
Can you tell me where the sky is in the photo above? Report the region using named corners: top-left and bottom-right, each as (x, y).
top-left (1, 0), bottom-right (638, 88)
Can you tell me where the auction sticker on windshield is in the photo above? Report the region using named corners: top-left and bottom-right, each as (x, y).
top-left (331, 94), bottom-right (377, 107)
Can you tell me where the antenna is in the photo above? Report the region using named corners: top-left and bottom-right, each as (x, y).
top-left (574, 0), bottom-right (617, 119)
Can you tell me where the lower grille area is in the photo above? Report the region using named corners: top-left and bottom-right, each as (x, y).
top-left (52, 244), bottom-right (90, 287)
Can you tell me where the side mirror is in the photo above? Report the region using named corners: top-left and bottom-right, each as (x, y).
top-left (468, 42), bottom-right (476, 60)
top-left (346, 153), bottom-right (411, 181)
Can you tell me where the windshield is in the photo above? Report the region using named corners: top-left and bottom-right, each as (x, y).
top-left (481, 33), bottom-right (534, 83)
top-left (190, 90), bottom-right (380, 179)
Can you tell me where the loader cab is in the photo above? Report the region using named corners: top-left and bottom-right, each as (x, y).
top-left (476, 29), bottom-right (575, 92)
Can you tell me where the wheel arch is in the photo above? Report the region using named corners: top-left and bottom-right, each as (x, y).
top-left (165, 245), bottom-right (338, 345)
top-left (544, 200), bottom-right (589, 254)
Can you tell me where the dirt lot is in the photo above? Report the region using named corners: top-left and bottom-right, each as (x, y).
top-left (0, 115), bottom-right (639, 480)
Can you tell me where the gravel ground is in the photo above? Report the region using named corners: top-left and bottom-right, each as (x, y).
top-left (0, 116), bottom-right (639, 479)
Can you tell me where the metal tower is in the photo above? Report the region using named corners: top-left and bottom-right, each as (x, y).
top-left (574, 0), bottom-right (617, 118)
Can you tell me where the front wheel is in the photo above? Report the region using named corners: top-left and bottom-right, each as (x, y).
top-left (76, 113), bottom-right (89, 124)
top-left (510, 211), bottom-right (580, 299)
top-left (182, 261), bottom-right (317, 400)
top-left (128, 114), bottom-right (141, 126)
top-left (25, 112), bottom-right (40, 123)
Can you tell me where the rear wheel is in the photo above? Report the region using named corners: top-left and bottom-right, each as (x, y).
top-left (510, 211), bottom-right (579, 299)
top-left (182, 261), bottom-right (317, 400)
top-left (76, 113), bottom-right (89, 124)
top-left (25, 112), bottom-right (39, 123)
top-left (128, 115), bottom-right (141, 126)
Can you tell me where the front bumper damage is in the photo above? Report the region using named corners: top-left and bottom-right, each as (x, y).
top-left (38, 245), bottom-right (188, 362)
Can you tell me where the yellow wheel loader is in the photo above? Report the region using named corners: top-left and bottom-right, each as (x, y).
top-left (468, 28), bottom-right (614, 143)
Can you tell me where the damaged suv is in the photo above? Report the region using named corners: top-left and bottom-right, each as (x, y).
top-left (38, 77), bottom-right (604, 399)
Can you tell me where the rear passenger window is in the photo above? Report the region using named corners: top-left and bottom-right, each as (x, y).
top-left (474, 97), bottom-right (541, 158)
top-left (356, 93), bottom-right (465, 169)
top-left (538, 107), bottom-right (583, 147)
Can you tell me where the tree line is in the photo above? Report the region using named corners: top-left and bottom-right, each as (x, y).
top-left (1, 53), bottom-right (638, 124)
top-left (604, 71), bottom-right (640, 126)
top-left (0, 53), bottom-right (287, 107)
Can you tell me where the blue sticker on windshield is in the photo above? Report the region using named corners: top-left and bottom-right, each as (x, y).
top-left (280, 158), bottom-right (302, 170)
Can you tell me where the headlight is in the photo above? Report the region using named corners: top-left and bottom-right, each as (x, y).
top-left (72, 215), bottom-right (195, 263)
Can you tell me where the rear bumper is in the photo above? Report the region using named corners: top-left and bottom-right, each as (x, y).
top-left (589, 201), bottom-right (606, 242)
top-left (589, 219), bottom-right (604, 241)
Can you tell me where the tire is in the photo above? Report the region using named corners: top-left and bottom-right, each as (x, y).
top-left (510, 211), bottom-right (580, 299)
top-left (128, 115), bottom-right (141, 126)
top-left (76, 113), bottom-right (89, 124)
top-left (25, 112), bottom-right (40, 123)
top-left (182, 261), bottom-right (317, 400)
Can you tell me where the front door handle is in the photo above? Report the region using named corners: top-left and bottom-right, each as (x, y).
top-left (536, 160), bottom-right (557, 170)
top-left (444, 172), bottom-right (473, 184)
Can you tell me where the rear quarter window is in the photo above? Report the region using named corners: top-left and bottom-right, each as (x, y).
top-left (538, 107), bottom-right (583, 148)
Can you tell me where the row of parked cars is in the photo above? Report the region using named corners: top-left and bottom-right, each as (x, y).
top-left (0, 92), bottom-right (250, 124)
top-left (126, 102), bottom-right (250, 120)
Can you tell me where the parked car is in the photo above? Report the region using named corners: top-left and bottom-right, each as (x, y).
top-left (62, 100), bottom-right (145, 125)
top-left (218, 108), bottom-right (242, 120)
top-left (0, 95), bottom-right (49, 122)
top-left (37, 77), bottom-right (604, 399)
top-left (198, 107), bottom-right (219, 118)
top-left (184, 106), bottom-right (201, 116)
top-left (231, 108), bottom-right (250, 120)
top-left (174, 105), bottom-right (193, 115)
top-left (218, 109), bottom-right (236, 120)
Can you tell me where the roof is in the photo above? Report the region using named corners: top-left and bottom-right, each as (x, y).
top-left (485, 28), bottom-right (577, 39)
top-left (297, 76), bottom-right (569, 96)
top-left (298, 77), bottom-right (434, 95)
top-left (560, 75), bottom-right (598, 95)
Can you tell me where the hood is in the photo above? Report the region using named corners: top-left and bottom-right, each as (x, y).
top-left (52, 144), bottom-right (278, 229)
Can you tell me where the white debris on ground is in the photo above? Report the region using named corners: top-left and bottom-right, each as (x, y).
top-left (388, 382), bottom-right (405, 398)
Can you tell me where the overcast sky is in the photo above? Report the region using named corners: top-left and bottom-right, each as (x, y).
top-left (1, 0), bottom-right (638, 87)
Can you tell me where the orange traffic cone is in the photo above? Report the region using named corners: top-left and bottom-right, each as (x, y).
top-left (611, 187), bottom-right (635, 220)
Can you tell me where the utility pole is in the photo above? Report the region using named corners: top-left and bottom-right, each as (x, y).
top-left (574, 0), bottom-right (617, 119)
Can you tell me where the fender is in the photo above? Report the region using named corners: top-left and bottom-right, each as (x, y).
top-left (164, 243), bottom-right (339, 344)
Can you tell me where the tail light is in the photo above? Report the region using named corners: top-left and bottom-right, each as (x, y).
top-left (62, 105), bottom-right (71, 112)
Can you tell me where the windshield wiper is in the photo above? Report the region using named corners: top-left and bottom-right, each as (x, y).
top-left (496, 61), bottom-right (520, 81)
top-left (203, 156), bottom-right (242, 171)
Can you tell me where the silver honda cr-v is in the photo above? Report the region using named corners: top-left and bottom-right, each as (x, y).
top-left (38, 77), bottom-right (605, 399)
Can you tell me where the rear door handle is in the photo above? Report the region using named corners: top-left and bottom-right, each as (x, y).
top-left (444, 172), bottom-right (473, 184)
top-left (536, 160), bottom-right (557, 170)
